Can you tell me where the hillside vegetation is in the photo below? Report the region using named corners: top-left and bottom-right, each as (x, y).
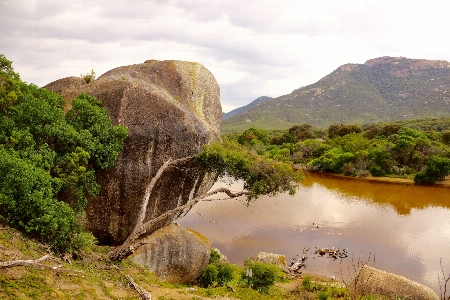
top-left (223, 118), bottom-right (450, 185)
top-left (222, 96), bottom-right (272, 120)
top-left (223, 56), bottom-right (450, 132)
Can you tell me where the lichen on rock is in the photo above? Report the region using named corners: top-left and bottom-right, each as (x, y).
top-left (130, 223), bottom-right (212, 284)
top-left (44, 59), bottom-right (222, 244)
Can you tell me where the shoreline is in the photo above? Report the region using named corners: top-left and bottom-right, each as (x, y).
top-left (305, 170), bottom-right (450, 188)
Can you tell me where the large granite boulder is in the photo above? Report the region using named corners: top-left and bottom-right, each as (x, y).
top-left (44, 60), bottom-right (221, 244)
top-left (130, 223), bottom-right (211, 283)
top-left (349, 265), bottom-right (439, 300)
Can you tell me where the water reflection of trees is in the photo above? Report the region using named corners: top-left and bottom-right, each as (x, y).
top-left (302, 172), bottom-right (450, 215)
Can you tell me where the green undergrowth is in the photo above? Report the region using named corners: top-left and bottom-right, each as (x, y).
top-left (0, 224), bottom-right (399, 299)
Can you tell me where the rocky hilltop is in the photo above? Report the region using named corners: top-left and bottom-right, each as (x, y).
top-left (222, 56), bottom-right (450, 132)
top-left (44, 60), bottom-right (221, 244)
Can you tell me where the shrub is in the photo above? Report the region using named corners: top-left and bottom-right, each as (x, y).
top-left (442, 130), bottom-right (450, 145)
top-left (242, 260), bottom-right (279, 293)
top-left (302, 276), bottom-right (316, 292)
top-left (70, 231), bottom-right (97, 256)
top-left (369, 165), bottom-right (385, 177)
top-left (413, 172), bottom-right (434, 184)
top-left (312, 148), bottom-right (355, 173)
top-left (200, 264), bottom-right (218, 287)
top-left (357, 169), bottom-right (370, 178)
top-left (317, 291), bottom-right (329, 300)
top-left (0, 55), bottom-right (128, 253)
top-left (216, 263), bottom-right (234, 285)
top-left (209, 248), bottom-right (221, 264)
top-left (341, 162), bottom-right (356, 176)
top-left (414, 156), bottom-right (450, 184)
top-left (80, 69), bottom-right (96, 84)
top-left (0, 149), bottom-right (77, 250)
top-left (200, 249), bottom-right (235, 287)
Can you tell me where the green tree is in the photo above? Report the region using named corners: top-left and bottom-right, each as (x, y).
top-left (308, 148), bottom-right (355, 173)
top-left (237, 127), bottom-right (270, 145)
top-left (367, 139), bottom-right (394, 172)
top-left (442, 130), bottom-right (450, 145)
top-left (0, 55), bottom-right (128, 252)
top-left (337, 124), bottom-right (363, 137)
top-left (328, 124), bottom-right (343, 139)
top-left (196, 141), bottom-right (301, 201)
top-left (381, 124), bottom-right (402, 136)
top-left (288, 123), bottom-right (314, 141)
top-left (414, 156), bottom-right (450, 184)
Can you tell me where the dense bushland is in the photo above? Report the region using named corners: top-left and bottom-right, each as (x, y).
top-left (0, 54), bottom-right (128, 253)
top-left (225, 120), bottom-right (450, 184)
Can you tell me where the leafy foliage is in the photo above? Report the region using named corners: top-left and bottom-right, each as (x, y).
top-left (196, 141), bottom-right (302, 201)
top-left (241, 260), bottom-right (280, 293)
top-left (200, 264), bottom-right (219, 287)
top-left (414, 156), bottom-right (450, 184)
top-left (199, 250), bottom-right (235, 287)
top-left (80, 69), bottom-right (96, 84)
top-left (0, 55), bottom-right (128, 252)
top-left (224, 118), bottom-right (450, 184)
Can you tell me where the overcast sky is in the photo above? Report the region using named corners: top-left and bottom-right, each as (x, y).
top-left (1, 0), bottom-right (450, 112)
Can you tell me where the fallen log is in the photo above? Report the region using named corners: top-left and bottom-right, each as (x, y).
top-left (125, 274), bottom-right (152, 300)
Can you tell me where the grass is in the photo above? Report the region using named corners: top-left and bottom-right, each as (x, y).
top-left (0, 224), bottom-right (410, 299)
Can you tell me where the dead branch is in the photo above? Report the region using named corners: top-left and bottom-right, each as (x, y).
top-left (131, 158), bottom-right (176, 238)
top-left (0, 254), bottom-right (87, 275)
top-left (439, 258), bottom-right (450, 300)
top-left (125, 275), bottom-right (152, 300)
top-left (0, 254), bottom-right (52, 269)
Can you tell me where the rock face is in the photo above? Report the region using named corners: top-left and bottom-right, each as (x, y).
top-left (349, 265), bottom-right (439, 300)
top-left (130, 223), bottom-right (211, 283)
top-left (44, 60), bottom-right (221, 244)
top-left (247, 252), bottom-right (289, 273)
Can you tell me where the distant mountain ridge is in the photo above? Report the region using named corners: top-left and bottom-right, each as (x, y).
top-left (222, 56), bottom-right (450, 132)
top-left (222, 96), bottom-right (272, 120)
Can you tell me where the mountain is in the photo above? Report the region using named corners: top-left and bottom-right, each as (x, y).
top-left (222, 56), bottom-right (450, 132)
top-left (222, 96), bottom-right (272, 120)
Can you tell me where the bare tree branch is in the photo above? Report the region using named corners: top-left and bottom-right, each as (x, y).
top-left (109, 185), bottom-right (249, 261)
top-left (0, 254), bottom-right (87, 274)
top-left (129, 158), bottom-right (175, 241)
top-left (0, 254), bottom-right (52, 269)
top-left (108, 148), bottom-right (296, 261)
top-left (125, 275), bottom-right (152, 300)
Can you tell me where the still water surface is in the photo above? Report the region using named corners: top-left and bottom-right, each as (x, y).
top-left (178, 172), bottom-right (450, 293)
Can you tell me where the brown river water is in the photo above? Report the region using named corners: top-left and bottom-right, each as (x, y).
top-left (178, 172), bottom-right (450, 293)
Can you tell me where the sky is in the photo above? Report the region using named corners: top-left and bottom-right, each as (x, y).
top-left (1, 0), bottom-right (450, 112)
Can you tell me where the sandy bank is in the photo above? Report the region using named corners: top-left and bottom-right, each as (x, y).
top-left (306, 171), bottom-right (450, 188)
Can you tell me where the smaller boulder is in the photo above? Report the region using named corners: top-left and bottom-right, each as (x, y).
top-left (247, 252), bottom-right (289, 273)
top-left (130, 223), bottom-right (211, 284)
top-left (349, 265), bottom-right (439, 300)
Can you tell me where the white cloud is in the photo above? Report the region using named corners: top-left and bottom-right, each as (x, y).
top-left (1, 0), bottom-right (450, 112)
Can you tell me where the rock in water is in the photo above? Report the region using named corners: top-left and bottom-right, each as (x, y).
top-left (44, 60), bottom-right (221, 244)
top-left (130, 223), bottom-right (211, 284)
